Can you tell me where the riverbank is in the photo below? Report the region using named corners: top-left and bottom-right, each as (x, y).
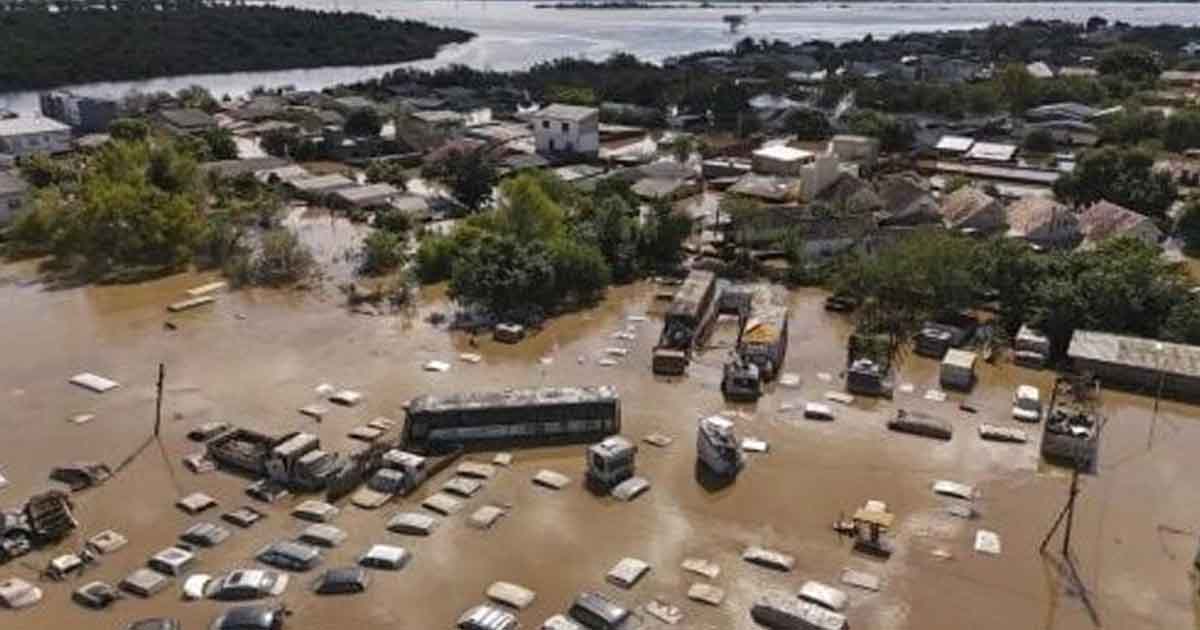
top-left (0, 7), bottom-right (474, 92)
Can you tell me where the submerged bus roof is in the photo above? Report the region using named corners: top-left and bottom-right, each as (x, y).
top-left (408, 386), bottom-right (618, 414)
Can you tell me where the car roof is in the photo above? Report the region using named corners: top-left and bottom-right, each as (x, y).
top-left (573, 591), bottom-right (629, 624)
top-left (269, 541), bottom-right (317, 557)
top-left (217, 606), bottom-right (277, 629)
top-left (460, 604), bottom-right (516, 630)
top-left (321, 567), bottom-right (366, 585)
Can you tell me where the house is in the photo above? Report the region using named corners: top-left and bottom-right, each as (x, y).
top-left (531, 104), bottom-right (600, 158)
top-left (829, 135), bottom-right (880, 167)
top-left (1025, 102), bottom-right (1098, 123)
top-left (0, 170), bottom-right (30, 224)
top-left (938, 187), bottom-right (1005, 233)
top-left (728, 173), bottom-right (803, 203)
top-left (728, 204), bottom-right (876, 255)
top-left (875, 174), bottom-right (940, 227)
top-left (289, 174), bottom-right (357, 197)
top-left (157, 108), bottom-right (217, 135)
top-left (334, 183), bottom-right (401, 209)
top-left (39, 91), bottom-right (119, 133)
top-left (1160, 71), bottom-right (1200, 88)
top-left (815, 173), bottom-right (884, 217)
top-left (751, 145), bottom-right (839, 199)
top-left (1068, 330), bottom-right (1200, 401)
top-left (1077, 200), bottom-right (1162, 249)
top-left (1005, 196), bottom-right (1079, 248)
top-left (965, 142), bottom-right (1018, 163)
top-left (0, 116), bottom-right (73, 157)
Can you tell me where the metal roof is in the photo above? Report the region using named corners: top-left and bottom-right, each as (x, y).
top-left (0, 116), bottom-right (70, 136)
top-left (965, 142), bottom-right (1018, 162)
top-left (935, 135), bottom-right (975, 152)
top-left (1068, 330), bottom-right (1200, 379)
top-left (753, 145), bottom-right (813, 162)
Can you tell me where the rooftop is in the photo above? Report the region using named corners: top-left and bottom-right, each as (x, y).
top-left (965, 142), bottom-right (1018, 163)
top-left (939, 187), bottom-right (999, 227)
top-left (534, 104), bottom-right (598, 122)
top-left (159, 108), bottom-right (216, 130)
top-left (935, 135), bottom-right (975, 153)
top-left (0, 116), bottom-right (71, 136)
top-left (409, 386), bottom-right (618, 414)
top-left (1005, 196), bottom-right (1073, 238)
top-left (753, 145), bottom-right (813, 162)
top-left (335, 183), bottom-right (401, 203)
top-left (1069, 330), bottom-right (1200, 379)
top-left (1078, 200), bottom-right (1160, 245)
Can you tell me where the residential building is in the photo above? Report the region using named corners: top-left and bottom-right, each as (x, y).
top-left (1068, 330), bottom-right (1200, 401)
top-left (875, 174), bottom-right (939, 227)
top-left (289, 174), bottom-right (356, 197)
top-left (727, 173), bottom-right (803, 203)
top-left (531, 104), bottom-right (600, 158)
top-left (728, 204), bottom-right (875, 256)
top-left (1005, 196), bottom-right (1079, 248)
top-left (1025, 102), bottom-right (1097, 123)
top-left (935, 135), bottom-right (974, 158)
top-left (965, 142), bottom-right (1018, 163)
top-left (157, 108), bottom-right (217, 135)
top-left (0, 117), bottom-right (73, 157)
top-left (751, 145), bottom-right (839, 200)
top-left (1160, 71), bottom-right (1200, 88)
top-left (0, 170), bottom-right (30, 224)
top-left (938, 187), bottom-right (1005, 233)
top-left (39, 91), bottom-right (119, 133)
top-left (334, 183), bottom-right (402, 209)
top-left (1077, 200), bottom-right (1162, 250)
top-left (829, 135), bottom-right (880, 167)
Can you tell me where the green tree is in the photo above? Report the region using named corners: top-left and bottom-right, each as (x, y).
top-left (238, 228), bottom-right (314, 286)
top-left (365, 160), bottom-right (408, 190)
top-left (846, 110), bottom-right (914, 153)
top-left (108, 118), bottom-right (150, 142)
top-left (785, 108), bottom-right (833, 141)
top-left (176, 85), bottom-right (219, 113)
top-left (1022, 128), bottom-right (1056, 154)
top-left (495, 173), bottom-right (566, 242)
top-left (1176, 200), bottom-right (1200, 255)
top-left (344, 107), bottom-right (383, 137)
top-left (1099, 106), bottom-right (1164, 146)
top-left (18, 153), bottom-right (73, 188)
top-left (1163, 298), bottom-right (1200, 345)
top-left (547, 237), bottom-right (610, 305)
top-left (1053, 146), bottom-right (1177, 217)
top-left (423, 149), bottom-right (498, 212)
top-left (359, 230), bottom-right (407, 276)
top-left (1162, 109), bottom-right (1200, 153)
top-left (584, 194), bottom-right (640, 283)
top-left (639, 205), bottom-right (693, 271)
top-left (1098, 44), bottom-right (1163, 83)
top-left (997, 63), bottom-right (1038, 114)
top-left (449, 234), bottom-right (556, 316)
top-left (203, 128), bottom-right (239, 161)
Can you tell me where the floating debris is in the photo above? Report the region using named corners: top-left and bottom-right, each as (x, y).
top-left (645, 598), bottom-right (684, 624)
top-left (167, 296), bottom-right (215, 313)
top-left (612, 331), bottom-right (636, 341)
top-left (898, 383), bottom-right (916, 394)
top-left (978, 424), bottom-right (1028, 443)
top-left (314, 383), bottom-right (336, 396)
top-left (681, 557), bottom-right (720, 579)
top-left (604, 347), bottom-right (629, 357)
top-left (974, 530), bottom-right (1002, 555)
top-left (540, 357), bottom-right (555, 366)
top-left (186, 281), bottom-right (227, 297)
top-left (779, 373), bottom-right (801, 388)
top-left (931, 548), bottom-right (954, 561)
top-left (423, 360), bottom-right (451, 372)
top-left (642, 433), bottom-right (674, 448)
top-left (606, 557), bottom-right (650, 589)
top-left (817, 372), bottom-right (833, 383)
top-left (627, 315), bottom-right (648, 323)
top-left (177, 492), bottom-right (217, 515)
top-left (183, 452), bottom-right (215, 474)
top-left (87, 530), bottom-right (128, 555)
top-left (932, 480), bottom-right (977, 501)
top-left (69, 414), bottom-right (96, 425)
top-left (742, 546), bottom-right (795, 572)
top-left (459, 353), bottom-right (483, 364)
top-left (533, 469), bottom-right (571, 490)
top-left (492, 452), bottom-right (513, 467)
top-left (69, 373), bottom-right (119, 393)
top-left (687, 583), bottom-right (726, 606)
top-left (597, 358), bottom-right (619, 367)
top-left (824, 391), bottom-right (854, 405)
top-left (924, 389), bottom-right (948, 403)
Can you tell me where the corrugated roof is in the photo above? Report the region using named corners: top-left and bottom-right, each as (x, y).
top-left (935, 135), bottom-right (974, 153)
top-left (1069, 330), bottom-right (1200, 379)
top-left (939, 187), bottom-right (998, 227)
top-left (1078, 200), bottom-right (1160, 245)
top-left (965, 142), bottom-right (1018, 162)
top-left (1005, 196), bottom-right (1073, 238)
top-left (535, 104), bottom-right (598, 122)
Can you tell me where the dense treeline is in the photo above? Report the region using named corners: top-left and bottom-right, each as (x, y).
top-left (0, 7), bottom-right (473, 91)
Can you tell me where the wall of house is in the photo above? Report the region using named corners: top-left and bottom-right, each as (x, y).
top-left (0, 130), bottom-right (72, 157)
top-left (800, 153), bottom-right (840, 200)
top-left (534, 115), bottom-right (599, 156)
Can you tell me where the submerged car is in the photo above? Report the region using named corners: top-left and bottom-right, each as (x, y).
top-left (358, 544), bottom-right (410, 571)
top-left (73, 581), bottom-right (121, 609)
top-left (185, 570), bottom-right (290, 601)
top-left (1012, 385), bottom-right (1042, 422)
top-left (457, 603), bottom-right (519, 630)
top-left (569, 591), bottom-right (632, 630)
top-left (312, 567), bottom-right (369, 596)
top-left (0, 577), bottom-right (43, 609)
top-left (256, 541), bottom-right (322, 572)
top-left (126, 619), bottom-right (181, 630)
top-left (209, 605), bottom-right (287, 630)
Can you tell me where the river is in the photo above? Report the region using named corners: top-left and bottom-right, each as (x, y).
top-left (1, 1), bottom-right (1199, 113)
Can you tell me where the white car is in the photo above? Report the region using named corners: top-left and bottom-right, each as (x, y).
top-left (184, 569), bottom-right (289, 601)
top-left (1012, 385), bottom-right (1042, 422)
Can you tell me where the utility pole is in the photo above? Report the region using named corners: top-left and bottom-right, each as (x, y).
top-left (154, 363), bottom-right (165, 437)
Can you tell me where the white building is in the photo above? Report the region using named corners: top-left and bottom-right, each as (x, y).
top-left (751, 145), bottom-right (840, 200)
top-left (0, 117), bottom-right (72, 158)
top-left (531, 104), bottom-right (599, 158)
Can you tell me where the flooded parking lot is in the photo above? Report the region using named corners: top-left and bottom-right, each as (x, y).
top-left (1, 261), bottom-right (1198, 630)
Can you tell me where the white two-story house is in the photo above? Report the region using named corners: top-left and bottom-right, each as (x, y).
top-left (532, 104), bottom-right (599, 159)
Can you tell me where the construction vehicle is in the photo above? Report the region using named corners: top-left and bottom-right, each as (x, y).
top-left (208, 429), bottom-right (341, 492)
top-left (1, 490), bottom-right (77, 565)
top-left (696, 415), bottom-right (744, 477)
top-left (585, 436), bottom-right (637, 492)
top-left (653, 270), bottom-right (717, 375)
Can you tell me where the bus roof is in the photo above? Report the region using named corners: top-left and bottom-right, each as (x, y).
top-left (408, 386), bottom-right (618, 414)
top-left (666, 270), bottom-right (716, 320)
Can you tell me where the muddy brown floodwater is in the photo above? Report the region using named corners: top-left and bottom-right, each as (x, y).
top-left (1, 256), bottom-right (1198, 630)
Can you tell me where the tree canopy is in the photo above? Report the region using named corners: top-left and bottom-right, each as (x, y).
top-left (1053, 146), bottom-right (1177, 218)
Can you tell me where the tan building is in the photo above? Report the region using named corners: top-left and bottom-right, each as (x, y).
top-left (1005, 196), bottom-right (1079, 249)
top-left (1077, 200), bottom-right (1162, 250)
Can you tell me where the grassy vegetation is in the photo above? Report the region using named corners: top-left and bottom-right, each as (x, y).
top-left (0, 7), bottom-right (473, 91)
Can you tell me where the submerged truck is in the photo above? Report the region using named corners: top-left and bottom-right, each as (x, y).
top-left (845, 332), bottom-right (894, 397)
top-left (696, 415), bottom-right (744, 477)
top-left (1041, 375), bottom-right (1101, 468)
top-left (653, 270), bottom-right (717, 375)
top-left (208, 429), bottom-right (342, 491)
top-left (1, 491), bottom-right (77, 565)
top-left (736, 285), bottom-right (790, 382)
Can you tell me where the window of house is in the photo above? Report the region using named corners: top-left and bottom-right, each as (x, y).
top-left (542, 120), bottom-right (550, 129)
top-left (561, 122), bottom-right (570, 133)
